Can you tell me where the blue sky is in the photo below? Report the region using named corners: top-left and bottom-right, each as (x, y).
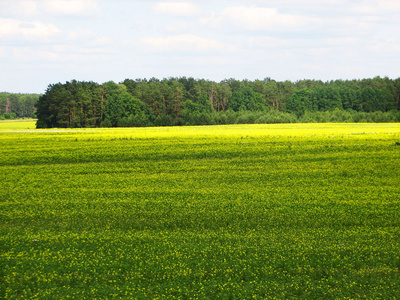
top-left (1, 0), bottom-right (399, 93)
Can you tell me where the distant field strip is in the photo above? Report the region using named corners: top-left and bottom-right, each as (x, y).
top-left (1, 123), bottom-right (400, 299)
top-left (0, 119), bottom-right (37, 130)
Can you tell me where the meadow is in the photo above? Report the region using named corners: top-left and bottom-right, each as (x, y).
top-left (1, 122), bottom-right (400, 299)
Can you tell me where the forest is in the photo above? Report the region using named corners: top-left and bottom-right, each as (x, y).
top-left (33, 76), bottom-right (400, 128)
top-left (0, 93), bottom-right (39, 120)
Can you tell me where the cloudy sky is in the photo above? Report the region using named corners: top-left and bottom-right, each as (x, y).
top-left (1, 0), bottom-right (399, 93)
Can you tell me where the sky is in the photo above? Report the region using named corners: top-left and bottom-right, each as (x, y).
top-left (0, 0), bottom-right (399, 93)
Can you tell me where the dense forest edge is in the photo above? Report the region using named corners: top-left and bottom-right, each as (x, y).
top-left (10, 76), bottom-right (400, 128)
top-left (0, 93), bottom-right (39, 120)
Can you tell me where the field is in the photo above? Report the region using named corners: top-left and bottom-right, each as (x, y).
top-left (0, 119), bottom-right (37, 130)
top-left (1, 122), bottom-right (400, 299)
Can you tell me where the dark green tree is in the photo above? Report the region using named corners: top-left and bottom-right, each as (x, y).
top-left (229, 87), bottom-right (266, 111)
top-left (286, 89), bottom-right (314, 116)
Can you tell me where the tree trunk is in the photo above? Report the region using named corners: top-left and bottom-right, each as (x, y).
top-left (5, 98), bottom-right (11, 113)
top-left (210, 84), bottom-right (214, 109)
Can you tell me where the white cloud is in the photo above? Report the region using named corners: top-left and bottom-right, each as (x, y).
top-left (8, 46), bottom-right (54, 62)
top-left (247, 36), bottom-right (293, 49)
top-left (19, 0), bottom-right (39, 16)
top-left (0, 17), bottom-right (60, 40)
top-left (322, 37), bottom-right (358, 47)
top-left (90, 36), bottom-right (113, 47)
top-left (7, 42), bottom-right (113, 66)
top-left (0, 0), bottom-right (39, 17)
top-left (50, 44), bottom-right (113, 57)
top-left (0, 0), bottom-right (100, 17)
top-left (1, 0), bottom-right (400, 93)
top-left (379, 0), bottom-right (400, 10)
top-left (154, 2), bottom-right (201, 17)
top-left (368, 40), bottom-right (400, 54)
top-left (66, 29), bottom-right (94, 41)
top-left (220, 6), bottom-right (314, 31)
top-left (139, 34), bottom-right (227, 53)
top-left (352, 0), bottom-right (400, 14)
top-left (200, 6), bottom-right (318, 32)
top-left (42, 0), bottom-right (100, 16)
top-left (165, 21), bottom-right (190, 33)
top-left (66, 29), bottom-right (112, 46)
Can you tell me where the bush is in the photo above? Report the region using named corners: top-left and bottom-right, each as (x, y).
top-left (225, 110), bottom-right (237, 124)
top-left (369, 111), bottom-right (397, 123)
top-left (154, 114), bottom-right (174, 127)
top-left (2, 113), bottom-right (17, 120)
top-left (214, 112), bottom-right (228, 125)
top-left (236, 111), bottom-right (250, 124)
top-left (134, 112), bottom-right (152, 127)
top-left (256, 110), bottom-right (298, 124)
top-left (100, 119), bottom-right (112, 128)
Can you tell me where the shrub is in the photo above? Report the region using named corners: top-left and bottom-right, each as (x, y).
top-left (100, 119), bottom-right (112, 128)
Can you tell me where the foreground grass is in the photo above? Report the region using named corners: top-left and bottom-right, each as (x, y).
top-left (1, 123), bottom-right (400, 299)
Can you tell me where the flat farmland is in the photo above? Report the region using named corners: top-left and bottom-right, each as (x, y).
top-left (1, 123), bottom-right (400, 299)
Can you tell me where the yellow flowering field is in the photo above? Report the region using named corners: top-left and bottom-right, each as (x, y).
top-left (0, 119), bottom-right (37, 130)
top-left (1, 122), bottom-right (400, 298)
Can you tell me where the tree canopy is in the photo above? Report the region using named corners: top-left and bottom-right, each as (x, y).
top-left (35, 76), bottom-right (400, 128)
top-left (0, 92), bottom-right (39, 120)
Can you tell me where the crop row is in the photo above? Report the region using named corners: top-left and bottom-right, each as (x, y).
top-left (1, 123), bottom-right (400, 298)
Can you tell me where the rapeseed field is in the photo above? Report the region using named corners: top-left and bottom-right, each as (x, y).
top-left (1, 123), bottom-right (399, 299)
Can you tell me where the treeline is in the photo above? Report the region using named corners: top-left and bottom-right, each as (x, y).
top-left (0, 93), bottom-right (39, 120)
top-left (36, 77), bottom-right (400, 128)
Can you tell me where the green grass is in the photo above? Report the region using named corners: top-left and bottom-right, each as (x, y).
top-left (1, 123), bottom-right (400, 299)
